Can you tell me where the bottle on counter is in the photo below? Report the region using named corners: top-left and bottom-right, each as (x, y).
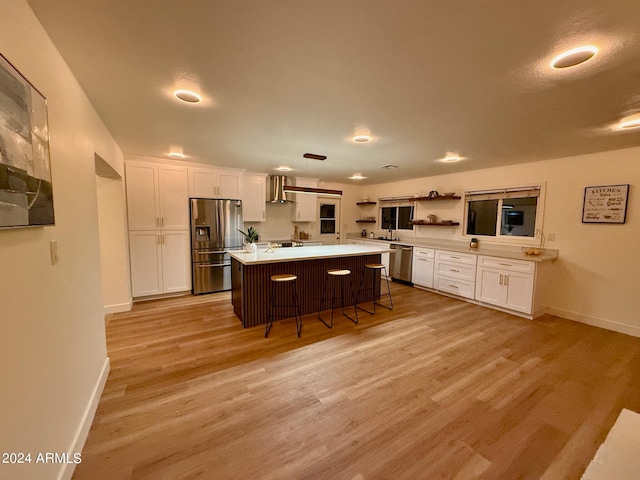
top-left (470, 237), bottom-right (478, 249)
top-left (361, 228), bottom-right (367, 237)
top-left (369, 231), bottom-right (374, 238)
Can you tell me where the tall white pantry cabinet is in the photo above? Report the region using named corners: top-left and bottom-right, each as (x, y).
top-left (126, 161), bottom-right (191, 297)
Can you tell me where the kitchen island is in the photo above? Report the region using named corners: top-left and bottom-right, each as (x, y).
top-left (229, 244), bottom-right (392, 328)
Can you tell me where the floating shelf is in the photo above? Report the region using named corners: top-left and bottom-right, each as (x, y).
top-left (413, 222), bottom-right (460, 227)
top-left (356, 201), bottom-right (377, 205)
top-left (410, 195), bottom-right (461, 201)
top-left (355, 220), bottom-right (376, 223)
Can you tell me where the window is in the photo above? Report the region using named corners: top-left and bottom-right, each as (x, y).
top-left (465, 186), bottom-right (542, 240)
top-left (319, 203), bottom-right (336, 234)
top-left (380, 205), bottom-right (414, 231)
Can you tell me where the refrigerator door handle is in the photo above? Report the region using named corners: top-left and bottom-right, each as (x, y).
top-left (197, 250), bottom-right (227, 255)
top-left (197, 263), bottom-right (229, 268)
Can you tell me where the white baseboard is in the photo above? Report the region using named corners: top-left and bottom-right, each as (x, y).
top-left (104, 298), bottom-right (132, 314)
top-left (547, 307), bottom-right (640, 338)
top-left (58, 357), bottom-right (110, 480)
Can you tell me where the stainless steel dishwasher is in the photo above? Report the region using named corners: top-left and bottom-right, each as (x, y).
top-left (390, 244), bottom-right (413, 284)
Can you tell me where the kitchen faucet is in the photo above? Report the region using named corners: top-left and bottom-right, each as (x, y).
top-left (388, 225), bottom-right (393, 240)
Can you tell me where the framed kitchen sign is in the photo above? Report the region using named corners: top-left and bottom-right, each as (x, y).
top-left (582, 184), bottom-right (629, 224)
top-left (0, 53), bottom-right (54, 228)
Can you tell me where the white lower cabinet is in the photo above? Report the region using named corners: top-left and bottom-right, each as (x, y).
top-left (412, 247), bottom-right (434, 288)
top-left (129, 230), bottom-right (191, 297)
top-left (433, 250), bottom-right (477, 299)
top-left (475, 255), bottom-right (535, 314)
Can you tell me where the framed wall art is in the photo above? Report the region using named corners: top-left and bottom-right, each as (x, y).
top-left (0, 53), bottom-right (54, 228)
top-left (582, 184), bottom-right (629, 224)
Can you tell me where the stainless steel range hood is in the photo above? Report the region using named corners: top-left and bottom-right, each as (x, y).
top-left (268, 175), bottom-right (292, 203)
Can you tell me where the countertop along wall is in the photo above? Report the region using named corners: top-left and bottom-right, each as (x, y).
top-left (348, 146), bottom-right (640, 337)
top-left (0, 2), bottom-right (123, 479)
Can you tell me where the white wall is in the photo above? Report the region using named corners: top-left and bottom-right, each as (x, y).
top-left (348, 147), bottom-right (640, 336)
top-left (95, 160), bottom-right (131, 313)
top-left (0, 2), bottom-right (123, 479)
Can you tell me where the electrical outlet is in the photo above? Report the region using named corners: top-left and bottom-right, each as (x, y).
top-left (50, 240), bottom-right (59, 265)
top-left (546, 233), bottom-right (556, 242)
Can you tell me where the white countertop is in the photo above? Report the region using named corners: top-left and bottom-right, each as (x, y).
top-left (229, 244), bottom-right (392, 265)
top-left (350, 235), bottom-right (558, 262)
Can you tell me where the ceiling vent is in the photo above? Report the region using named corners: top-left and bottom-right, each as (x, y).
top-left (378, 164), bottom-right (399, 169)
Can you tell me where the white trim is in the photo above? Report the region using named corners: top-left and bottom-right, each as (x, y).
top-left (104, 298), bottom-right (132, 314)
top-left (547, 307), bottom-right (640, 338)
top-left (57, 357), bottom-right (110, 480)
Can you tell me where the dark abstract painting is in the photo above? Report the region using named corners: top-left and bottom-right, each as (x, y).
top-left (0, 53), bottom-right (54, 228)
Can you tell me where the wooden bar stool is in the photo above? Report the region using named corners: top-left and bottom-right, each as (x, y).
top-left (356, 263), bottom-right (393, 314)
top-left (317, 269), bottom-right (359, 328)
top-left (265, 274), bottom-right (302, 338)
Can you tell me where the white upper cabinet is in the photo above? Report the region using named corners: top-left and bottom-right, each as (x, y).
top-left (126, 161), bottom-right (189, 230)
top-left (188, 167), bottom-right (242, 199)
top-left (291, 177), bottom-right (318, 222)
top-left (242, 172), bottom-right (267, 222)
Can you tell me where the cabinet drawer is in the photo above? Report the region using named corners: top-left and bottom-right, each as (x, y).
top-left (414, 247), bottom-right (435, 258)
top-left (434, 276), bottom-right (475, 299)
top-left (436, 250), bottom-right (476, 264)
top-left (478, 255), bottom-right (535, 274)
top-left (435, 260), bottom-right (476, 281)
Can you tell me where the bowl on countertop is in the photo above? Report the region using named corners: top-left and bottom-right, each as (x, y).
top-left (521, 247), bottom-right (545, 256)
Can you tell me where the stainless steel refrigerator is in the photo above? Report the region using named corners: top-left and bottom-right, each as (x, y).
top-left (190, 198), bottom-right (243, 294)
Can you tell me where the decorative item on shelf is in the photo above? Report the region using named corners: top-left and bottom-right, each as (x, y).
top-left (428, 190), bottom-right (439, 198)
top-left (237, 227), bottom-right (259, 253)
top-left (470, 237), bottom-right (478, 249)
top-left (442, 192), bottom-right (456, 197)
top-left (427, 214), bottom-right (438, 223)
top-left (440, 219), bottom-right (453, 225)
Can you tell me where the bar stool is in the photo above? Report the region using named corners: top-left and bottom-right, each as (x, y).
top-left (265, 274), bottom-right (302, 338)
top-left (356, 263), bottom-right (393, 314)
top-left (317, 269), bottom-right (359, 328)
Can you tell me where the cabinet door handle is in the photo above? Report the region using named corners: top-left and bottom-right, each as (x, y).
top-left (499, 274), bottom-right (503, 285)
top-left (505, 275), bottom-right (509, 287)
top-left (161, 216), bottom-right (164, 227)
top-left (499, 262), bottom-right (512, 267)
top-left (448, 284), bottom-right (459, 289)
top-left (450, 269), bottom-right (460, 273)
top-left (156, 217), bottom-right (160, 227)
top-left (450, 256), bottom-right (460, 260)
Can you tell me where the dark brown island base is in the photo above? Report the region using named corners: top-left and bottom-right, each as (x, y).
top-left (229, 244), bottom-right (392, 328)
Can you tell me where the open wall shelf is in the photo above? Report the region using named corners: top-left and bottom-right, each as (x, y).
top-left (410, 195), bottom-right (460, 201)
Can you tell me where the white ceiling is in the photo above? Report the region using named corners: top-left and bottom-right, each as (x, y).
top-left (27, 0), bottom-right (640, 185)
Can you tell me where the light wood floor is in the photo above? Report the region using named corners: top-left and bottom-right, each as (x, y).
top-left (73, 284), bottom-right (640, 479)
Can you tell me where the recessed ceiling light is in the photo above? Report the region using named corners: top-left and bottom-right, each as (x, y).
top-left (440, 152), bottom-right (465, 163)
top-left (174, 89), bottom-right (202, 103)
top-left (550, 45), bottom-right (598, 69)
top-left (353, 135), bottom-right (371, 143)
top-left (349, 173), bottom-right (366, 180)
top-left (168, 146), bottom-right (185, 158)
top-left (618, 113), bottom-right (640, 130)
top-left (275, 166), bottom-right (293, 171)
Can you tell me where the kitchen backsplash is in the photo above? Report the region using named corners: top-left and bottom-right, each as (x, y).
top-left (245, 202), bottom-right (314, 241)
